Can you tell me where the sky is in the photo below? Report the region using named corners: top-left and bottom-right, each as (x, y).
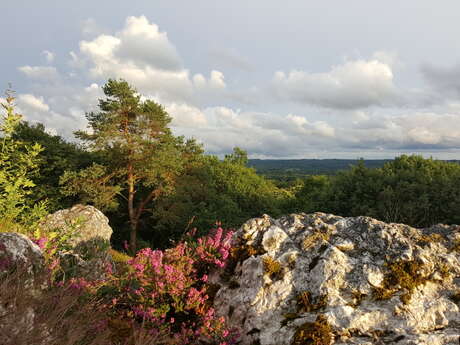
top-left (2, 0), bottom-right (460, 159)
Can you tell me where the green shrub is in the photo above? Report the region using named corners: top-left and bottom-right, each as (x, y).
top-left (0, 92), bottom-right (47, 234)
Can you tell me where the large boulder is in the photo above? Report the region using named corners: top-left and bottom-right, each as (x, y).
top-left (40, 204), bottom-right (112, 246)
top-left (40, 204), bottom-right (113, 280)
top-left (214, 213), bottom-right (460, 345)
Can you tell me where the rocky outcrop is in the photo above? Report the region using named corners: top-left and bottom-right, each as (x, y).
top-left (40, 204), bottom-right (113, 247)
top-left (214, 213), bottom-right (460, 345)
top-left (40, 204), bottom-right (113, 280)
top-left (0, 233), bottom-right (46, 343)
top-left (0, 232), bottom-right (44, 276)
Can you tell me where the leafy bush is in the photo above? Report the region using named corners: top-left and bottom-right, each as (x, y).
top-left (0, 92), bottom-right (47, 234)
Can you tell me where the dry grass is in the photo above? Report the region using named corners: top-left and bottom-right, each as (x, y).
top-left (0, 269), bottom-right (169, 345)
top-left (0, 268), bottom-right (108, 345)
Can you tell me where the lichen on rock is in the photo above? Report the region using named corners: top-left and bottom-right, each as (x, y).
top-left (214, 212), bottom-right (460, 345)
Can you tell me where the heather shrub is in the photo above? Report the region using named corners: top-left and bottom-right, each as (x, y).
top-left (2, 222), bottom-right (237, 344)
top-left (95, 227), bottom-right (236, 344)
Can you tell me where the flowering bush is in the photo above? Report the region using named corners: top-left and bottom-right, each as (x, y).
top-left (3, 225), bottom-right (236, 344)
top-left (94, 226), bottom-right (236, 345)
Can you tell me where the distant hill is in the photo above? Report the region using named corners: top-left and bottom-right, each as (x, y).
top-left (248, 158), bottom-right (460, 181)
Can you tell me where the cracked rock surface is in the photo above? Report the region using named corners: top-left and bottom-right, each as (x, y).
top-left (214, 213), bottom-right (460, 345)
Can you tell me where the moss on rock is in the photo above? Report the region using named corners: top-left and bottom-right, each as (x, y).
top-left (292, 315), bottom-right (333, 345)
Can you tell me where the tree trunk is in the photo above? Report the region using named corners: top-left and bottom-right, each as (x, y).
top-left (127, 163), bottom-right (137, 254)
top-left (129, 220), bottom-right (137, 255)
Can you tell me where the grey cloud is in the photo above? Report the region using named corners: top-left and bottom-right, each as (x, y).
top-left (209, 48), bottom-right (253, 71)
top-left (421, 63), bottom-right (460, 98)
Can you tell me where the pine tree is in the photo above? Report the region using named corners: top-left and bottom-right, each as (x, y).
top-left (70, 79), bottom-right (202, 252)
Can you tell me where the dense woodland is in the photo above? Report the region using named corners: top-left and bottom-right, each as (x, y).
top-left (2, 79), bottom-right (460, 252)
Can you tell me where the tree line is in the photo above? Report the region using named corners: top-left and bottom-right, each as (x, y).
top-left (2, 79), bottom-right (460, 252)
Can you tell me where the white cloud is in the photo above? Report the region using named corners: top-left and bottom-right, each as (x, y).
top-left (272, 55), bottom-right (399, 109)
top-left (345, 112), bottom-right (460, 150)
top-left (171, 106), bottom-right (339, 157)
top-left (115, 16), bottom-right (182, 71)
top-left (17, 94), bottom-right (49, 112)
top-left (41, 50), bottom-right (55, 63)
top-left (18, 65), bottom-right (59, 81)
top-left (166, 103), bottom-right (207, 127)
top-left (209, 70), bottom-right (226, 89)
top-left (81, 18), bottom-right (105, 37)
top-left (73, 16), bottom-right (226, 104)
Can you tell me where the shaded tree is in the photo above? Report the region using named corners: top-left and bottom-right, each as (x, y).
top-left (13, 121), bottom-right (97, 210)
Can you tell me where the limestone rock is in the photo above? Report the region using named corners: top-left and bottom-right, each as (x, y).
top-left (40, 204), bottom-right (114, 281)
top-left (0, 233), bottom-right (46, 343)
top-left (214, 213), bottom-right (460, 345)
top-left (40, 204), bottom-right (112, 247)
top-left (0, 232), bottom-right (44, 276)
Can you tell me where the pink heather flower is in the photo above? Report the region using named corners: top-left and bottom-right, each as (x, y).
top-left (105, 262), bottom-right (113, 275)
top-left (219, 248), bottom-right (229, 260)
top-left (34, 237), bottom-right (48, 249)
top-left (49, 259), bottom-right (59, 271)
top-left (132, 263), bottom-right (145, 272)
top-left (214, 228), bottom-right (223, 246)
top-left (201, 274), bottom-right (208, 282)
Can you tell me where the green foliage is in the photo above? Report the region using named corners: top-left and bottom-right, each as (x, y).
top-left (60, 163), bottom-right (122, 212)
top-left (13, 121), bottom-right (98, 211)
top-left (0, 92), bottom-right (47, 232)
top-left (293, 155), bottom-right (460, 227)
top-left (151, 148), bottom-right (290, 246)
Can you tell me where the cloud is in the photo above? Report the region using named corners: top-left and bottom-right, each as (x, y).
top-left (272, 55), bottom-right (400, 109)
top-left (421, 63), bottom-right (460, 98)
top-left (18, 66), bottom-right (59, 81)
top-left (209, 48), bottom-right (253, 71)
top-left (12, 16), bottom-right (460, 158)
top-left (115, 16), bottom-right (182, 71)
top-left (15, 92), bottom-right (84, 138)
top-left (346, 111), bottom-right (460, 150)
top-left (41, 50), bottom-right (55, 63)
top-left (17, 94), bottom-right (50, 112)
top-left (171, 106), bottom-right (339, 157)
top-left (166, 103), bottom-right (208, 127)
top-left (72, 16), bottom-right (226, 104)
top-left (81, 18), bottom-right (105, 37)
